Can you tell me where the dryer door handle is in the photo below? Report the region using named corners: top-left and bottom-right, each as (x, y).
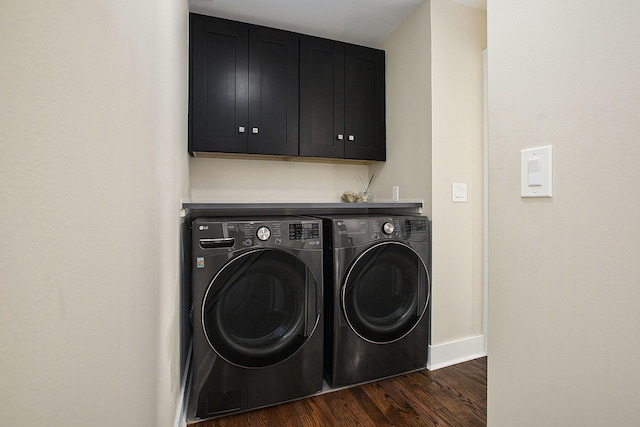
top-left (200, 238), bottom-right (235, 249)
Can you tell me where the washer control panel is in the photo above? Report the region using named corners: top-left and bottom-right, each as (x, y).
top-left (192, 217), bottom-right (322, 252)
top-left (289, 222), bottom-right (320, 241)
top-left (371, 218), bottom-right (401, 239)
top-left (241, 222), bottom-right (281, 245)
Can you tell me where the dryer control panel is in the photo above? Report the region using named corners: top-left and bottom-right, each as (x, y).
top-left (326, 215), bottom-right (430, 248)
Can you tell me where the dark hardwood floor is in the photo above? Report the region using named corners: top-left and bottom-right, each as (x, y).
top-left (190, 357), bottom-right (487, 426)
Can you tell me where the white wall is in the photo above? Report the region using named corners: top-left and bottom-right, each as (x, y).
top-left (0, 1), bottom-right (189, 426)
top-left (488, 1), bottom-right (640, 424)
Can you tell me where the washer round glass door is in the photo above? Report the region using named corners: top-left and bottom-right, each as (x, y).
top-left (202, 248), bottom-right (319, 368)
top-left (342, 241), bottom-right (429, 344)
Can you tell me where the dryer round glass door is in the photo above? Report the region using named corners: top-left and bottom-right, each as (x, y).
top-left (202, 248), bottom-right (320, 368)
top-left (342, 241), bottom-right (429, 344)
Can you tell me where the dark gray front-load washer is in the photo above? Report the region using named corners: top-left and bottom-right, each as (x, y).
top-left (188, 217), bottom-right (323, 421)
top-left (320, 215), bottom-right (431, 388)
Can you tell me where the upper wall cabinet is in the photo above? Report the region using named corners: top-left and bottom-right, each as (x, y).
top-left (189, 14), bottom-right (299, 156)
top-left (188, 14), bottom-right (385, 163)
top-left (299, 37), bottom-right (386, 162)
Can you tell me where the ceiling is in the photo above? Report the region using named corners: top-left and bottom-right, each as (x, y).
top-left (188, 0), bottom-right (427, 47)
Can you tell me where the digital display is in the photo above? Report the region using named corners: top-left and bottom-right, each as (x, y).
top-left (289, 223), bottom-right (320, 240)
top-left (405, 220), bottom-right (428, 233)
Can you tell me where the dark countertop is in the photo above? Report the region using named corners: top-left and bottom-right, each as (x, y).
top-left (181, 201), bottom-right (423, 219)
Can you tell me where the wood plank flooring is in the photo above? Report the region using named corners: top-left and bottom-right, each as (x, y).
top-left (190, 357), bottom-right (486, 426)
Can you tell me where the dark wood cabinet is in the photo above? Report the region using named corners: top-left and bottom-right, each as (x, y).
top-left (300, 37), bottom-right (385, 162)
top-left (189, 14), bottom-right (385, 163)
top-left (189, 14), bottom-right (299, 156)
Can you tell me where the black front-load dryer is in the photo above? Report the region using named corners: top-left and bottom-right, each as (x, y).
top-left (187, 217), bottom-right (323, 421)
top-left (321, 215), bottom-right (431, 388)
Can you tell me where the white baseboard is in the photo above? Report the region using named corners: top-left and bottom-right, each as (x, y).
top-left (427, 334), bottom-right (486, 370)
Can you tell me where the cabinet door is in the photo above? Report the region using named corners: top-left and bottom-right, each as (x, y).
top-left (344, 46), bottom-right (386, 161)
top-left (299, 37), bottom-right (345, 159)
top-left (189, 14), bottom-right (248, 154)
top-left (248, 27), bottom-right (299, 156)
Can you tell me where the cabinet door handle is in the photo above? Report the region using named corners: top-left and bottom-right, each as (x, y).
top-left (238, 126), bottom-right (245, 133)
top-left (348, 135), bottom-right (355, 141)
top-left (252, 127), bottom-right (259, 134)
top-left (337, 134), bottom-right (344, 140)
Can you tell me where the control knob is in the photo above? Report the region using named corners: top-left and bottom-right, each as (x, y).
top-left (256, 226), bottom-right (271, 241)
top-left (382, 222), bottom-right (395, 235)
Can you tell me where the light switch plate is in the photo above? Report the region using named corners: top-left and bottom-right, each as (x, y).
top-left (521, 145), bottom-right (552, 197)
top-left (452, 183), bottom-right (468, 202)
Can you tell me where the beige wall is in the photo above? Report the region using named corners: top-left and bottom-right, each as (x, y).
top-left (430, 0), bottom-right (486, 346)
top-left (372, 0), bottom-right (432, 211)
top-left (190, 158), bottom-right (368, 202)
top-left (488, 0), bottom-right (640, 424)
top-left (0, 1), bottom-right (189, 426)
top-left (375, 0), bottom-right (486, 364)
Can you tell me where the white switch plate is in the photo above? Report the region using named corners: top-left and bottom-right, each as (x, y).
top-left (521, 145), bottom-right (552, 197)
top-left (452, 183), bottom-right (468, 202)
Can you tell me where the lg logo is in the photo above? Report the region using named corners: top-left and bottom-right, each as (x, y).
top-left (199, 225), bottom-right (209, 231)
